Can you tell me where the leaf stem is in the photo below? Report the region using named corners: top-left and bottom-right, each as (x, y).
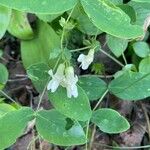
top-left (36, 82), bottom-right (48, 111)
top-left (85, 120), bottom-right (90, 150)
top-left (122, 52), bottom-right (127, 65)
top-left (100, 49), bottom-right (124, 67)
top-left (60, 6), bottom-right (75, 50)
top-left (0, 90), bottom-right (17, 104)
top-left (70, 46), bottom-right (91, 52)
top-left (93, 89), bottom-right (109, 111)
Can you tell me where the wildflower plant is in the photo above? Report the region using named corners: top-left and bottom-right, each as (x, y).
top-left (0, 0), bottom-right (150, 149)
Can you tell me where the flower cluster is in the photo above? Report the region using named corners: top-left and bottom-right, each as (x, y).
top-left (47, 64), bottom-right (78, 98)
top-left (47, 49), bottom-right (95, 98)
top-left (77, 49), bottom-right (95, 70)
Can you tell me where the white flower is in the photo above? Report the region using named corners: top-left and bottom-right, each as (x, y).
top-left (62, 66), bottom-right (78, 98)
top-left (47, 63), bottom-right (65, 92)
top-left (77, 49), bottom-right (95, 70)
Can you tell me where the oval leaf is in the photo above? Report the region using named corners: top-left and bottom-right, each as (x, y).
top-left (106, 34), bottom-right (128, 57)
top-left (21, 21), bottom-right (60, 68)
top-left (36, 110), bottom-right (86, 146)
top-left (8, 10), bottom-right (34, 40)
top-left (0, 107), bottom-right (34, 149)
top-left (78, 76), bottom-right (107, 101)
top-left (71, 4), bottom-right (102, 35)
top-left (91, 108), bottom-right (130, 134)
top-left (81, 0), bottom-right (143, 39)
top-left (0, 103), bottom-right (16, 117)
top-left (132, 0), bottom-right (150, 2)
top-left (27, 63), bottom-right (49, 93)
top-left (0, 0), bottom-right (78, 14)
top-left (48, 86), bottom-right (92, 121)
top-left (133, 41), bottom-right (150, 58)
top-left (139, 57), bottom-right (150, 74)
top-left (0, 5), bottom-right (11, 39)
top-left (109, 72), bottom-right (150, 100)
top-left (37, 13), bottom-right (61, 23)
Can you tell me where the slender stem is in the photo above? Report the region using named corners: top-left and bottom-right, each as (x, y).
top-left (141, 103), bottom-right (150, 141)
top-left (0, 90), bottom-right (17, 104)
top-left (122, 52), bottom-right (127, 65)
top-left (85, 120), bottom-right (90, 150)
top-left (70, 46), bottom-right (91, 52)
top-left (60, 6), bottom-right (75, 50)
top-left (61, 29), bottom-right (65, 50)
top-left (80, 74), bottom-right (114, 79)
top-left (89, 125), bottom-right (96, 150)
top-left (94, 143), bottom-right (150, 149)
top-left (27, 135), bottom-right (39, 150)
top-left (36, 84), bottom-right (48, 111)
top-left (100, 49), bottom-right (124, 67)
top-left (93, 89), bottom-right (109, 111)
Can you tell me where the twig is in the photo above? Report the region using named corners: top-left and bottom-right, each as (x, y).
top-left (93, 89), bottom-right (109, 111)
top-left (0, 90), bottom-right (17, 104)
top-left (100, 49), bottom-right (124, 67)
top-left (89, 125), bottom-right (96, 150)
top-left (141, 103), bottom-right (150, 141)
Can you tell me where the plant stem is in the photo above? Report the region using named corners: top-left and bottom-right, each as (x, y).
top-left (70, 46), bottom-right (91, 52)
top-left (122, 52), bottom-right (127, 65)
top-left (85, 120), bottom-right (90, 150)
top-left (60, 6), bottom-right (75, 50)
top-left (93, 89), bottom-right (109, 111)
top-left (94, 143), bottom-right (150, 149)
top-left (89, 125), bottom-right (96, 150)
top-left (36, 83), bottom-right (48, 111)
top-left (100, 49), bottom-right (124, 67)
top-left (0, 90), bottom-right (17, 104)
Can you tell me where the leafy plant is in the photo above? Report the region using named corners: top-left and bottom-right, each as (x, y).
top-left (0, 0), bottom-right (150, 149)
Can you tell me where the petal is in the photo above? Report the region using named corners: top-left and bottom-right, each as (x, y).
top-left (71, 85), bottom-right (78, 98)
top-left (48, 69), bottom-right (53, 76)
top-left (47, 79), bottom-right (59, 92)
top-left (81, 61), bottom-right (90, 70)
top-left (77, 54), bottom-right (85, 62)
top-left (56, 63), bottom-right (65, 77)
top-left (65, 66), bottom-right (75, 81)
top-left (66, 86), bottom-right (72, 98)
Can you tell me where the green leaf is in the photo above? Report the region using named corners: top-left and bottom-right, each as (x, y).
top-left (118, 4), bottom-right (136, 23)
top-left (133, 41), bottom-right (150, 58)
top-left (21, 20), bottom-right (60, 68)
top-left (106, 34), bottom-right (128, 57)
top-left (37, 13), bottom-right (61, 23)
top-left (109, 72), bottom-right (150, 100)
top-left (48, 86), bottom-right (92, 121)
top-left (78, 76), bottom-right (107, 101)
top-left (0, 107), bottom-right (34, 149)
top-left (0, 5), bottom-right (11, 39)
top-left (81, 0), bottom-right (143, 39)
top-left (0, 103), bottom-right (16, 117)
top-left (0, 0), bottom-right (78, 14)
top-left (71, 4), bottom-right (102, 35)
top-left (132, 0), bottom-right (150, 2)
top-left (111, 0), bottom-right (123, 5)
top-left (7, 10), bottom-right (33, 40)
top-left (91, 108), bottom-right (130, 134)
top-left (27, 63), bottom-right (49, 93)
top-left (0, 63), bottom-right (8, 90)
top-left (129, 1), bottom-right (150, 26)
top-left (139, 57), bottom-right (150, 74)
top-left (36, 109), bottom-right (86, 146)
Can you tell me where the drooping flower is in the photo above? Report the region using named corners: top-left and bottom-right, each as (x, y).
top-left (62, 66), bottom-right (78, 98)
top-left (77, 49), bottom-right (95, 70)
top-left (47, 63), bottom-right (65, 92)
